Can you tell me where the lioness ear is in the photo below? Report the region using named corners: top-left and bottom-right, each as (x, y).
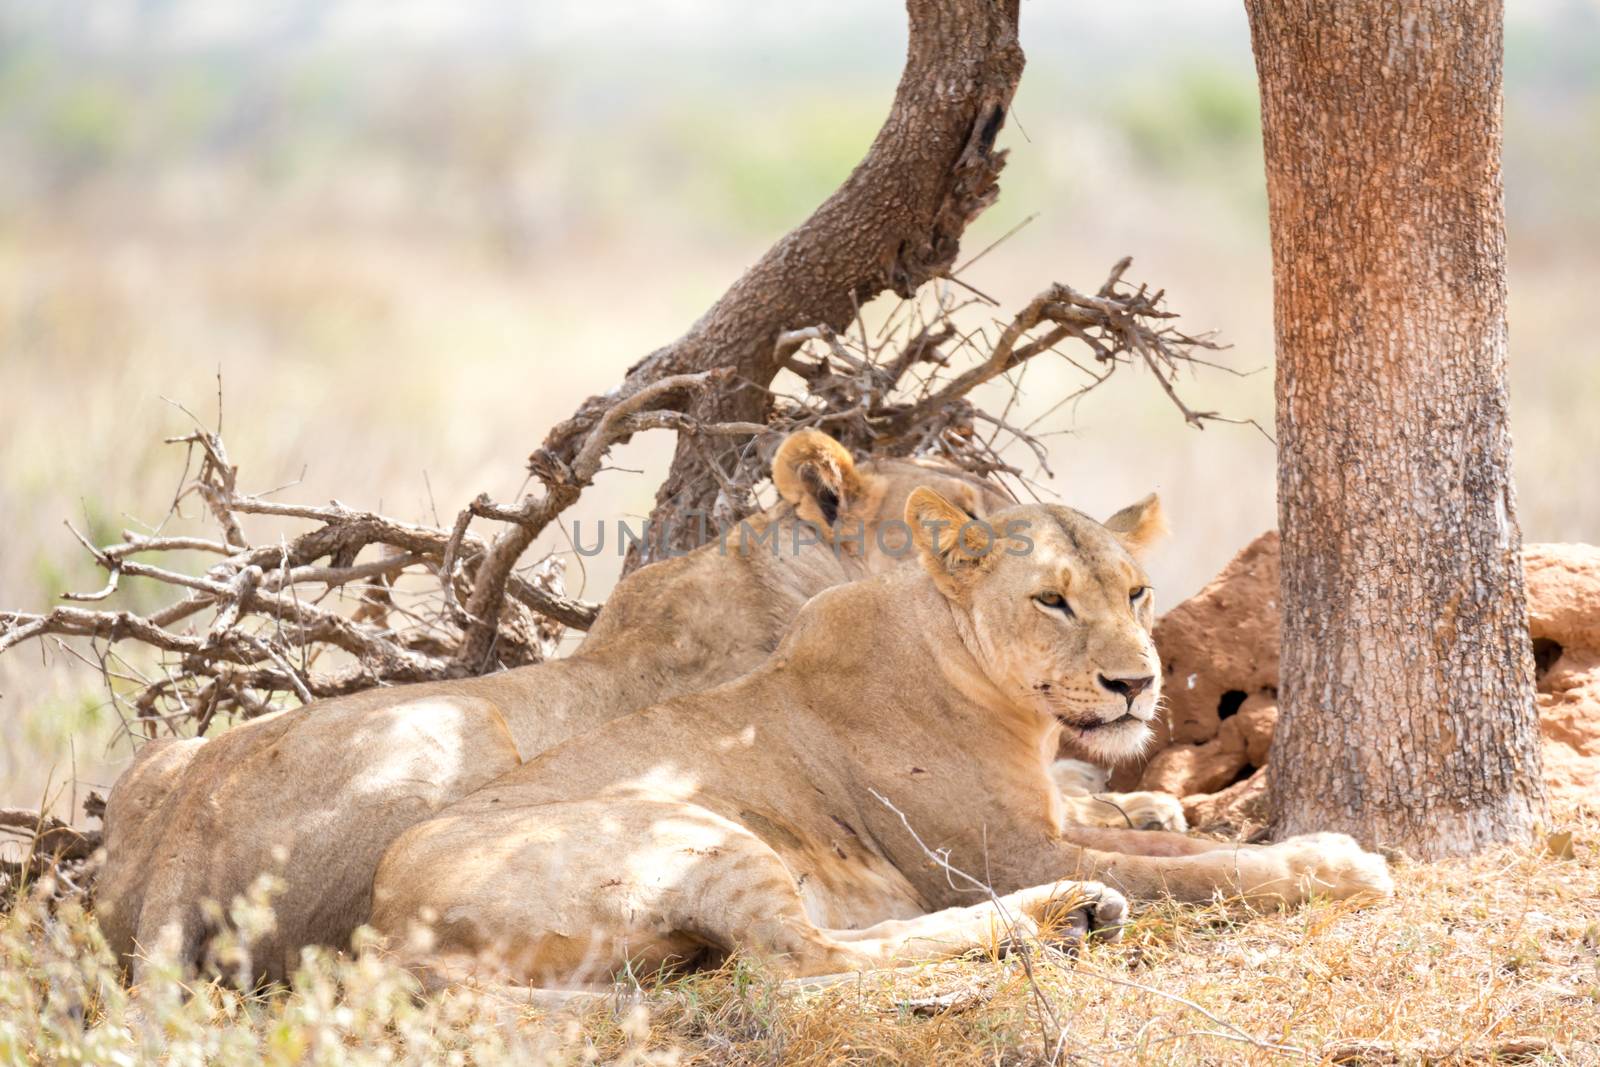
top-left (771, 429), bottom-right (863, 530)
top-left (1103, 493), bottom-right (1167, 558)
top-left (906, 487), bottom-right (993, 594)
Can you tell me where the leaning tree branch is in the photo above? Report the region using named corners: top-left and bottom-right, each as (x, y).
top-left (454, 372), bottom-right (715, 669)
top-left (538, 0), bottom-right (1027, 570)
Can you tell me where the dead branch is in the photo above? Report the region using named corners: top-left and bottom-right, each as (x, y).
top-left (0, 806), bottom-right (104, 913)
top-left (540, 0), bottom-right (1028, 569)
top-left (453, 372), bottom-right (715, 669)
top-left (597, 261), bottom-right (1229, 535)
top-left (0, 374), bottom-right (740, 734)
top-left (0, 808), bottom-right (101, 863)
top-left (884, 259), bottom-right (1221, 430)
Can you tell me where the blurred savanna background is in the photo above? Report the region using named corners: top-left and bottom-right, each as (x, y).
top-left (2, 0), bottom-right (1597, 814)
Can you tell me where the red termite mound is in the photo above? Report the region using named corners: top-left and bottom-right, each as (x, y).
top-left (1109, 534), bottom-right (1600, 833)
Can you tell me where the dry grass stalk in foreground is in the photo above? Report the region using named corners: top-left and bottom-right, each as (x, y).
top-left (0, 807), bottom-right (101, 913)
top-left (0, 263), bottom-right (1225, 748)
top-left (1, 806), bottom-right (1593, 1065)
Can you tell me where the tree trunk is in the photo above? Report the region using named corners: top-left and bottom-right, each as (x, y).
top-left (536, 0), bottom-right (1023, 570)
top-left (1245, 0), bottom-right (1546, 859)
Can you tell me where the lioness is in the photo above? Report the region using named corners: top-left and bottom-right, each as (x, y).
top-left (98, 432), bottom-right (1030, 982)
top-left (370, 490), bottom-right (1391, 987)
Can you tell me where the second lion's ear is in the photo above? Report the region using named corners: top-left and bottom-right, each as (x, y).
top-left (1103, 493), bottom-right (1167, 559)
top-left (906, 487), bottom-right (993, 597)
top-left (771, 429), bottom-right (863, 529)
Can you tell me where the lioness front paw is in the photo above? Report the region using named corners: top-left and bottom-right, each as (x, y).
top-left (1272, 832), bottom-right (1394, 902)
top-left (1026, 881), bottom-right (1128, 944)
top-left (1108, 791), bottom-right (1188, 833)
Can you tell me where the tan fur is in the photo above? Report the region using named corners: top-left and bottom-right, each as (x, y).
top-left (369, 495), bottom-right (1391, 988)
top-left (768, 429), bottom-right (868, 534)
top-left (1102, 492), bottom-right (1169, 557)
top-left (95, 436), bottom-right (1016, 983)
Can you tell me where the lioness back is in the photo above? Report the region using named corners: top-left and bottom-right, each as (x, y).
top-left (97, 432), bottom-right (1014, 982)
top-left (100, 682), bottom-right (523, 978)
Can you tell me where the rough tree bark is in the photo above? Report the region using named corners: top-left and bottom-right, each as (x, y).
top-left (1246, 0), bottom-right (1546, 858)
top-left (537, 0), bottom-right (1024, 569)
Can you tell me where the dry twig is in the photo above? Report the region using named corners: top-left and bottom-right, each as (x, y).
top-left (0, 806), bottom-right (104, 912)
top-left (868, 789), bottom-right (1307, 1064)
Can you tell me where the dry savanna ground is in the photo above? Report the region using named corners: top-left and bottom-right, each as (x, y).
top-left (2, 801), bottom-right (1596, 1065)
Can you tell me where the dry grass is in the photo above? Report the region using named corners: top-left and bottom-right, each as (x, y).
top-left (3, 805), bottom-right (1595, 1065)
top-left (621, 812), bottom-right (1600, 1066)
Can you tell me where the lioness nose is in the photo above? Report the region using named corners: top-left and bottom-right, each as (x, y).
top-left (1098, 674), bottom-right (1154, 706)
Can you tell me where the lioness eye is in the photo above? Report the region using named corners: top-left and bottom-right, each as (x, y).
top-left (1129, 586), bottom-right (1149, 604)
top-left (1034, 592), bottom-right (1074, 617)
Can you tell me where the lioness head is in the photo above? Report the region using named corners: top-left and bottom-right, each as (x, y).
top-left (906, 488), bottom-right (1167, 762)
top-left (771, 430), bottom-right (1014, 572)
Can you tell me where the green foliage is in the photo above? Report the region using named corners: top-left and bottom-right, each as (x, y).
top-left (658, 92), bottom-right (880, 236)
top-left (1112, 63), bottom-right (1260, 174)
top-left (19, 689), bottom-right (106, 764)
top-left (43, 83), bottom-right (135, 176)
